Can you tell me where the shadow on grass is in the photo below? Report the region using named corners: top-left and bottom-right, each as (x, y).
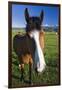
top-left (12, 74), bottom-right (31, 84)
top-left (12, 60), bottom-right (19, 66)
top-left (45, 58), bottom-right (58, 67)
top-left (12, 74), bottom-right (20, 79)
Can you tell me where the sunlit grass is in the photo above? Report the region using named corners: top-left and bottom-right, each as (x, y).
top-left (12, 29), bottom-right (59, 88)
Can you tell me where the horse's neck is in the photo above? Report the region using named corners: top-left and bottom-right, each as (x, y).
top-left (29, 30), bottom-right (46, 72)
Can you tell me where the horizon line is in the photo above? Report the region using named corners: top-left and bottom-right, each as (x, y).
top-left (12, 25), bottom-right (59, 28)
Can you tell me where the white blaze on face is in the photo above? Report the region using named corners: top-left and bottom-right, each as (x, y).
top-left (29, 30), bottom-right (46, 72)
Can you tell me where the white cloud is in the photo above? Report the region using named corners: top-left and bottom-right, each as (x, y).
top-left (43, 24), bottom-right (49, 26)
top-left (45, 24), bottom-right (49, 26)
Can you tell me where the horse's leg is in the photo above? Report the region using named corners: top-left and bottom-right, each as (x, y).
top-left (19, 64), bottom-right (24, 81)
top-left (21, 64), bottom-right (24, 80)
top-left (29, 62), bottom-right (32, 84)
top-left (29, 57), bottom-right (33, 84)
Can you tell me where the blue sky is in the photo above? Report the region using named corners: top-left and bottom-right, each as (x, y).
top-left (12, 4), bottom-right (59, 28)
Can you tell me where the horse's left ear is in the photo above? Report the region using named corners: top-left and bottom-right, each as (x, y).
top-left (25, 8), bottom-right (29, 22)
top-left (40, 10), bottom-right (44, 23)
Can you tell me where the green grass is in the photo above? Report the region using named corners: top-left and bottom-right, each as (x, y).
top-left (12, 29), bottom-right (59, 88)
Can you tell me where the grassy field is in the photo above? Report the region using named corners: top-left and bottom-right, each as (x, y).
top-left (12, 29), bottom-right (59, 88)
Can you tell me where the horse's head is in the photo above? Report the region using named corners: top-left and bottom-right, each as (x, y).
top-left (25, 8), bottom-right (44, 33)
top-left (25, 8), bottom-right (46, 72)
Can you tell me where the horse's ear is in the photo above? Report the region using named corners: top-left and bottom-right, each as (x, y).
top-left (25, 8), bottom-right (29, 22)
top-left (40, 10), bottom-right (44, 23)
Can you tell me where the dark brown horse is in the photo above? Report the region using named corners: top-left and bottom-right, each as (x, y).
top-left (13, 8), bottom-right (46, 84)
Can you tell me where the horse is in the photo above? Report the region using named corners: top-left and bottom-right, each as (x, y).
top-left (39, 29), bottom-right (45, 52)
top-left (13, 8), bottom-right (46, 84)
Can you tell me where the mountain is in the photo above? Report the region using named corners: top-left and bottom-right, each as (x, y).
top-left (12, 26), bottom-right (59, 32)
top-left (43, 26), bottom-right (58, 32)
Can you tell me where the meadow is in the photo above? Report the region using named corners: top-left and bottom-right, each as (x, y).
top-left (12, 29), bottom-right (59, 88)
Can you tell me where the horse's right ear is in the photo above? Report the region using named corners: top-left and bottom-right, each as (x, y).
top-left (25, 8), bottom-right (29, 22)
top-left (40, 10), bottom-right (44, 24)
